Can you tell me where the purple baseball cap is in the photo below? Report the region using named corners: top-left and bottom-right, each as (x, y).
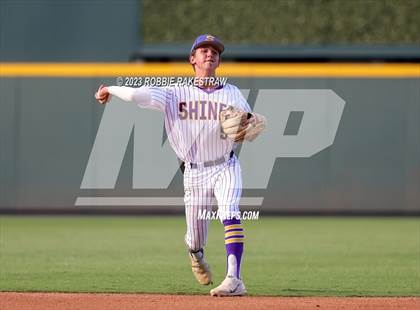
top-left (190, 34), bottom-right (225, 55)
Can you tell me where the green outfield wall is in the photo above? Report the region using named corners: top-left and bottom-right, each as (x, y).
top-left (1, 68), bottom-right (419, 214)
top-left (0, 1), bottom-right (419, 214)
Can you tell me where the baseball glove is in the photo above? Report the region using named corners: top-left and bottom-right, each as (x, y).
top-left (220, 107), bottom-right (266, 142)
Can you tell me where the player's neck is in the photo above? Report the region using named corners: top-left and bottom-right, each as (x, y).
top-left (195, 68), bottom-right (216, 79)
top-left (195, 70), bottom-right (217, 88)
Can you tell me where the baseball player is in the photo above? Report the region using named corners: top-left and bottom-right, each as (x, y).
top-left (94, 34), bottom-right (266, 296)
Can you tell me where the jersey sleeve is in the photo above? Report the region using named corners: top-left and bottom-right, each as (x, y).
top-left (107, 86), bottom-right (170, 112)
top-left (146, 87), bottom-right (170, 112)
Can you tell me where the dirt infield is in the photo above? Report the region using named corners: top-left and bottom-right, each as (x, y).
top-left (1, 293), bottom-right (419, 310)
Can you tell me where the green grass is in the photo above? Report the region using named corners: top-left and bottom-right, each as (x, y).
top-left (0, 216), bottom-right (419, 296)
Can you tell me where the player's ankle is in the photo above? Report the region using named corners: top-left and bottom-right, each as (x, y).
top-left (189, 248), bottom-right (204, 260)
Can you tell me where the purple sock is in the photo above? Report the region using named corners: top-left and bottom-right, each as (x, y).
top-left (223, 218), bottom-right (244, 278)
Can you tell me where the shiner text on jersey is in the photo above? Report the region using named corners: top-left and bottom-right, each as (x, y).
top-left (179, 101), bottom-right (227, 120)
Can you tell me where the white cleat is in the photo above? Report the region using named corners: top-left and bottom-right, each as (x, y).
top-left (189, 249), bottom-right (213, 285)
top-left (210, 275), bottom-right (247, 297)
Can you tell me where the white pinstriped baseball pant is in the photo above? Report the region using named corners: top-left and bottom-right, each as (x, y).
top-left (183, 155), bottom-right (242, 251)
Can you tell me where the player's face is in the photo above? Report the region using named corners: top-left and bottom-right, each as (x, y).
top-left (190, 45), bottom-right (220, 73)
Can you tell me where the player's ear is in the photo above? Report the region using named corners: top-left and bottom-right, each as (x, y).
top-left (189, 54), bottom-right (196, 71)
top-left (189, 54), bottom-right (196, 66)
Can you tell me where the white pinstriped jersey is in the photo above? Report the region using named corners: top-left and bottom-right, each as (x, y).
top-left (144, 84), bottom-right (251, 163)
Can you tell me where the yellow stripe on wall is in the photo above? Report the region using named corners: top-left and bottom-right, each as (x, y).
top-left (0, 63), bottom-right (419, 78)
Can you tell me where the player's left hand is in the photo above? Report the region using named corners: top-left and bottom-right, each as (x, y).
top-left (220, 107), bottom-right (266, 142)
